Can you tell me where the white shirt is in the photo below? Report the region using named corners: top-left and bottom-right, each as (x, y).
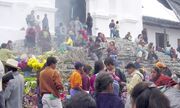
top-left (177, 52), bottom-right (180, 59)
top-left (165, 88), bottom-right (180, 108)
top-left (0, 61), bottom-right (4, 91)
top-left (3, 72), bottom-right (24, 108)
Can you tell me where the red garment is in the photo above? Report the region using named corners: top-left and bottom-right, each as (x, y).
top-left (80, 30), bottom-right (88, 41)
top-left (26, 28), bottom-right (36, 38)
top-left (154, 74), bottom-right (176, 87)
top-left (81, 73), bottom-right (90, 91)
top-left (90, 74), bottom-right (96, 94)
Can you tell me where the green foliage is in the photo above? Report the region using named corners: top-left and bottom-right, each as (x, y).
top-left (24, 77), bottom-right (37, 94)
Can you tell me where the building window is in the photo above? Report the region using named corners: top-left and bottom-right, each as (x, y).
top-left (178, 39), bottom-right (180, 47)
top-left (155, 33), bottom-right (168, 48)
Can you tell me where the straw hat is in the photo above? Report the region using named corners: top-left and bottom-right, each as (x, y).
top-left (5, 59), bottom-right (20, 69)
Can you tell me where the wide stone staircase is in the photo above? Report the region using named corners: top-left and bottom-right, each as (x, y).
top-left (14, 38), bottom-right (180, 82)
top-left (61, 38), bottom-right (180, 77)
top-left (114, 38), bottom-right (180, 72)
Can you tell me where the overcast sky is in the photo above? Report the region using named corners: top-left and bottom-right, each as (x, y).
top-left (142, 0), bottom-right (179, 22)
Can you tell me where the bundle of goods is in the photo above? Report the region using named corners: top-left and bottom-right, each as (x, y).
top-left (23, 77), bottom-right (37, 108)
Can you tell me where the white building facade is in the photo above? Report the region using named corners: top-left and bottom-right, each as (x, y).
top-left (0, 0), bottom-right (56, 44)
top-left (143, 16), bottom-right (180, 49)
top-left (87, 0), bottom-right (143, 39)
top-left (0, 0), bottom-right (143, 44)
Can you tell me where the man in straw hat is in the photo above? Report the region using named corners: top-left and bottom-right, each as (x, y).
top-left (3, 59), bottom-right (24, 108)
top-left (164, 70), bottom-right (180, 108)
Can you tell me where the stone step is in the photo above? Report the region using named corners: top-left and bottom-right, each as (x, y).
top-left (61, 69), bottom-right (73, 73)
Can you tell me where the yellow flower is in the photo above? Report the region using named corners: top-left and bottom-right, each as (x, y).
top-left (27, 56), bottom-right (47, 72)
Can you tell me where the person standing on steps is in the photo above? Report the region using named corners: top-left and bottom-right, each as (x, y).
top-left (74, 17), bottom-right (82, 39)
top-left (109, 19), bottom-right (115, 38)
top-left (69, 62), bottom-right (84, 96)
top-left (124, 63), bottom-right (145, 108)
top-left (35, 15), bottom-right (41, 33)
top-left (26, 10), bottom-right (35, 27)
top-left (39, 27), bottom-right (51, 53)
top-left (86, 13), bottom-right (93, 36)
top-left (90, 61), bottom-right (104, 95)
top-left (40, 57), bottom-right (64, 108)
top-left (42, 14), bottom-right (49, 31)
top-left (142, 28), bottom-right (148, 44)
top-left (125, 62), bottom-right (144, 93)
top-left (114, 21), bottom-right (120, 38)
top-left (81, 65), bottom-right (92, 91)
top-left (95, 72), bottom-right (125, 108)
top-left (104, 57), bottom-right (126, 95)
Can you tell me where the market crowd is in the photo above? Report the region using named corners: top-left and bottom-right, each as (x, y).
top-left (0, 10), bottom-right (180, 108)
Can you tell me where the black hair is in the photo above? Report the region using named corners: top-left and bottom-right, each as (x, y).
top-left (131, 82), bottom-right (170, 108)
top-left (7, 40), bottom-right (12, 43)
top-left (64, 92), bottom-right (96, 108)
top-left (74, 62), bottom-right (83, 70)
top-left (94, 61), bottom-right (104, 75)
top-left (46, 57), bottom-right (57, 66)
top-left (153, 66), bottom-right (161, 74)
top-left (1, 43), bottom-right (7, 48)
top-left (97, 32), bottom-right (101, 37)
top-left (125, 62), bottom-right (136, 69)
top-left (83, 65), bottom-right (92, 74)
top-left (95, 72), bottom-right (114, 92)
top-left (104, 57), bottom-right (115, 66)
top-left (138, 34), bottom-right (142, 38)
top-left (6, 65), bottom-right (17, 72)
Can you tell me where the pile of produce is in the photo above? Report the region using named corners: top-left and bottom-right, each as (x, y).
top-left (17, 48), bottom-right (90, 107)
